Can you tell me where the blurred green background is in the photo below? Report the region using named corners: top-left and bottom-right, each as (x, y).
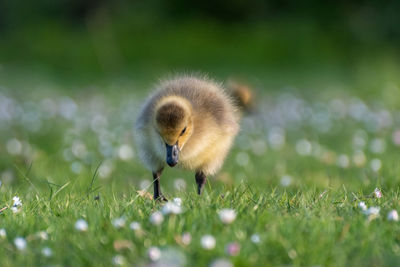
top-left (2, 3), bottom-right (400, 266)
top-left (1, 0), bottom-right (400, 95)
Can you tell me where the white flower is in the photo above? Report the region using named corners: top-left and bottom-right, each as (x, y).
top-left (75, 219), bottom-right (88, 232)
top-left (148, 246), bottom-right (161, 261)
top-left (236, 152), bottom-right (250, 166)
top-left (11, 206), bottom-right (19, 213)
top-left (71, 140), bottom-right (87, 159)
top-left (149, 211), bottom-right (164, 225)
top-left (13, 196), bottom-right (22, 207)
top-left (129, 221), bottom-right (141, 230)
top-left (181, 232), bottom-right (192, 245)
top-left (42, 247), bottom-right (52, 257)
top-left (118, 145), bottom-right (134, 161)
top-left (218, 209), bottom-right (237, 224)
top-left (70, 162), bottom-right (83, 174)
top-left (280, 175), bottom-right (292, 187)
top-left (11, 196), bottom-right (22, 213)
top-left (370, 159), bottom-right (382, 172)
top-left (209, 258), bottom-right (233, 267)
top-left (337, 154), bottom-right (350, 168)
top-left (251, 234), bottom-right (260, 243)
top-left (112, 255), bottom-right (126, 266)
top-left (14, 237), bottom-right (27, 251)
top-left (173, 198), bottom-right (182, 206)
top-left (6, 138), bottom-right (22, 155)
top-left (388, 210), bottom-right (399, 221)
top-left (161, 202), bottom-right (182, 215)
top-left (268, 127), bottom-right (285, 150)
top-left (37, 231), bottom-right (49, 240)
top-left (98, 160), bottom-right (114, 179)
top-left (295, 139), bottom-right (312, 156)
top-left (374, 188), bottom-right (382, 198)
top-left (363, 206), bottom-right (380, 216)
top-left (112, 217), bottom-right (126, 229)
top-left (225, 242), bottom-right (241, 256)
top-left (358, 201), bottom-right (367, 211)
top-left (200, 235), bottom-right (216, 250)
top-left (0, 228), bottom-right (6, 238)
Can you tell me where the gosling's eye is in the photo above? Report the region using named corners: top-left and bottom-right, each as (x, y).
top-left (180, 127), bottom-right (187, 136)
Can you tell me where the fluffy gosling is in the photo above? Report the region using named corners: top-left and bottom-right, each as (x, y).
top-left (135, 75), bottom-right (249, 200)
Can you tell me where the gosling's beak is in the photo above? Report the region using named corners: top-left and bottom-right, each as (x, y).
top-left (166, 142), bottom-right (179, 167)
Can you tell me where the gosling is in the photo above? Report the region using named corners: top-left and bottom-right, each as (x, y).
top-left (135, 75), bottom-right (249, 200)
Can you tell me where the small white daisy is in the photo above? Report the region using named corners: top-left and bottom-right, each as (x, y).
top-left (112, 217), bottom-right (126, 229)
top-left (364, 206), bottom-right (380, 216)
top-left (148, 246), bottom-right (161, 261)
top-left (11, 196), bottom-right (22, 213)
top-left (118, 145), bottom-right (134, 161)
top-left (75, 219), bottom-right (88, 232)
top-left (388, 210), bottom-right (399, 221)
top-left (129, 221), bottom-right (141, 231)
top-left (337, 154), bottom-right (350, 168)
top-left (236, 152), bottom-right (250, 166)
top-left (295, 139), bottom-right (312, 156)
top-left (14, 237), bottom-right (27, 251)
top-left (181, 232), bottom-right (192, 245)
top-left (42, 247), bottom-right (53, 257)
top-left (37, 231), bottom-right (49, 240)
top-left (11, 206), bottom-right (19, 213)
top-left (370, 159), bottom-right (382, 172)
top-left (251, 234), bottom-right (260, 243)
top-left (173, 197), bottom-right (182, 206)
top-left (161, 202), bottom-right (182, 215)
top-left (218, 209), bottom-right (237, 224)
top-left (149, 211), bottom-right (164, 225)
top-left (201, 235), bottom-right (216, 250)
top-left (6, 138), bottom-right (22, 155)
top-left (280, 175), bottom-right (292, 187)
top-left (0, 228), bottom-right (6, 238)
top-left (374, 188), bottom-right (382, 198)
top-left (209, 258), bottom-right (233, 267)
top-left (12, 196), bottom-right (22, 206)
top-left (112, 254), bottom-right (126, 266)
top-left (225, 242), bottom-right (240, 256)
top-left (358, 201), bottom-right (367, 211)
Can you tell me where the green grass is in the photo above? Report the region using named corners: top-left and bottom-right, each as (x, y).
top-left (1, 174), bottom-right (400, 266)
top-left (1, 74), bottom-right (400, 267)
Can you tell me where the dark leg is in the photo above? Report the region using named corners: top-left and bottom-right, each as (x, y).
top-left (195, 171), bottom-right (207, 195)
top-left (153, 168), bottom-right (167, 201)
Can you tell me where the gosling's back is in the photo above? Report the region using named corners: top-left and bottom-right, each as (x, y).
top-left (137, 76), bottom-right (239, 129)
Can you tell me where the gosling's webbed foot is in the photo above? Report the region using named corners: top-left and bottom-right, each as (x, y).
top-left (154, 194), bottom-right (168, 202)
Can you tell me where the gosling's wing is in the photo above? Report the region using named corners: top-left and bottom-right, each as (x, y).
top-left (134, 94), bottom-right (165, 172)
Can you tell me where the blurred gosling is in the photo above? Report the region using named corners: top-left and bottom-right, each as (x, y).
top-left (135, 75), bottom-right (251, 200)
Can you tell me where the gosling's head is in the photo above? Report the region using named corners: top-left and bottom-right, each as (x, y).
top-left (154, 96), bottom-right (193, 167)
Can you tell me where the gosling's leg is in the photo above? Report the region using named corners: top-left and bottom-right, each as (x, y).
top-left (153, 168), bottom-right (167, 201)
top-left (195, 171), bottom-right (207, 195)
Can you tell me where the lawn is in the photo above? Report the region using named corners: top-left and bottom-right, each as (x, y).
top-left (1, 68), bottom-right (400, 267)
